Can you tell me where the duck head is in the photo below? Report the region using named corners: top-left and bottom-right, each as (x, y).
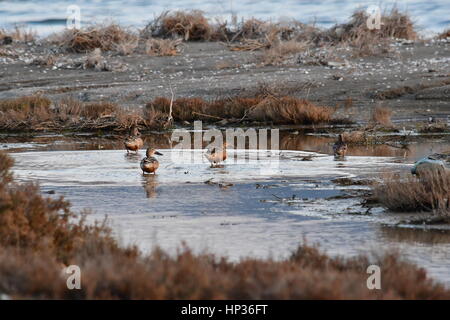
top-left (146, 148), bottom-right (163, 157)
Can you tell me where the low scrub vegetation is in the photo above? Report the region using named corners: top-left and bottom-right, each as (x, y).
top-left (0, 95), bottom-right (164, 132)
top-left (0, 151), bottom-right (449, 299)
top-left (147, 95), bottom-right (334, 125)
top-left (0, 94), bottom-right (335, 132)
top-left (373, 171), bottom-right (450, 215)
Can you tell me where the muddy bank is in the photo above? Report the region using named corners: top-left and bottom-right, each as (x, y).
top-left (1, 40), bottom-right (449, 125)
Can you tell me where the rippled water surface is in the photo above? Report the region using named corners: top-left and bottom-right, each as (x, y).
top-left (0, 0), bottom-right (448, 35)
top-left (4, 132), bottom-right (450, 286)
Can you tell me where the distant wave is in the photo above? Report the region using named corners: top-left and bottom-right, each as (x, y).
top-left (0, 0), bottom-right (448, 36)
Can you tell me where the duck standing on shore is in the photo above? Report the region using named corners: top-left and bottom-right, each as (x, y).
top-left (205, 142), bottom-right (228, 167)
top-left (333, 134), bottom-right (348, 158)
top-left (124, 125), bottom-right (143, 154)
top-left (140, 148), bottom-right (163, 174)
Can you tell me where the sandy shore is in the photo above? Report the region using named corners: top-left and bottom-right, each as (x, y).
top-left (1, 40), bottom-right (449, 124)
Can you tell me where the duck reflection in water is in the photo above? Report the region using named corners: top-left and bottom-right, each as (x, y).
top-left (142, 174), bottom-right (158, 198)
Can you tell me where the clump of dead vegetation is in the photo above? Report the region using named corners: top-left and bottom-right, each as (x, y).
top-left (145, 38), bottom-right (183, 56)
top-left (56, 24), bottom-right (138, 53)
top-left (323, 8), bottom-right (417, 56)
top-left (147, 94), bottom-right (334, 125)
top-left (143, 10), bottom-right (212, 41)
top-left (0, 151), bottom-right (448, 299)
top-left (373, 171), bottom-right (450, 216)
top-left (328, 8), bottom-right (417, 43)
top-left (0, 95), bottom-right (164, 132)
top-left (48, 23), bottom-right (183, 58)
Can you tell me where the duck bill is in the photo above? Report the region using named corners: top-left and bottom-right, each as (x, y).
top-left (155, 151), bottom-right (163, 156)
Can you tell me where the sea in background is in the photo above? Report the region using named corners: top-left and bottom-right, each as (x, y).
top-left (0, 0), bottom-right (448, 37)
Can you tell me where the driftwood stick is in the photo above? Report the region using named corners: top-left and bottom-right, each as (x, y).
top-left (191, 112), bottom-right (225, 120)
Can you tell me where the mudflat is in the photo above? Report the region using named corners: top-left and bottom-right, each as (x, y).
top-left (1, 40), bottom-right (449, 124)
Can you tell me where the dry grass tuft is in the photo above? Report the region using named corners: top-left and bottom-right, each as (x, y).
top-left (370, 106), bottom-right (392, 126)
top-left (149, 10), bottom-right (212, 41)
top-left (145, 38), bottom-right (183, 56)
top-left (381, 8), bottom-right (418, 40)
top-left (147, 95), bottom-right (334, 125)
top-left (0, 151), bottom-right (449, 299)
top-left (59, 24), bottom-right (138, 53)
top-left (373, 171), bottom-right (450, 215)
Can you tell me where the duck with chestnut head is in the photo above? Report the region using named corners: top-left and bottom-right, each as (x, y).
top-left (204, 142), bottom-right (230, 167)
top-left (140, 148), bottom-right (163, 174)
top-left (124, 125), bottom-right (144, 154)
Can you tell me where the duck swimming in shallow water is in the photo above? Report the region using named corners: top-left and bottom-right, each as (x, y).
top-left (333, 134), bottom-right (347, 158)
top-left (140, 148), bottom-right (163, 174)
top-left (205, 142), bottom-right (228, 167)
top-left (124, 126), bottom-right (143, 154)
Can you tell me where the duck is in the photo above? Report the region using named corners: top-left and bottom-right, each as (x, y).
top-left (411, 155), bottom-right (449, 176)
top-left (124, 125), bottom-right (144, 154)
top-left (333, 134), bottom-right (348, 158)
top-left (205, 142), bottom-right (229, 167)
top-left (140, 148), bottom-right (163, 174)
